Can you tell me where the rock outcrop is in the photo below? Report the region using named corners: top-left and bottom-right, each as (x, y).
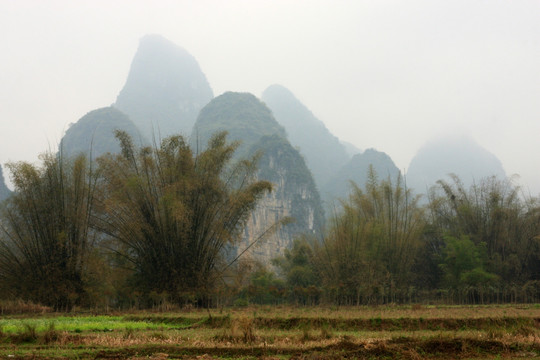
top-left (241, 135), bottom-right (325, 263)
top-left (193, 92), bottom-right (323, 264)
top-left (115, 34), bottom-right (213, 139)
top-left (60, 107), bottom-right (143, 159)
top-left (261, 84), bottom-right (350, 188)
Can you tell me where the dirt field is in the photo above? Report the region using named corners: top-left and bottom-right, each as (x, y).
top-left (1, 304), bottom-right (539, 359)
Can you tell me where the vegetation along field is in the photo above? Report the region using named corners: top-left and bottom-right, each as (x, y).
top-left (1, 304), bottom-right (540, 359)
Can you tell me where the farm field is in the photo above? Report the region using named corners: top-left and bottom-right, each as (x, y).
top-left (0, 305), bottom-right (540, 359)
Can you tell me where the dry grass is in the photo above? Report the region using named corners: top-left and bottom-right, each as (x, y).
top-left (0, 299), bottom-right (52, 315)
top-left (0, 305), bottom-right (539, 359)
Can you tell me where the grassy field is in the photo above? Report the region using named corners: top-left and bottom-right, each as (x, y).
top-left (0, 304), bottom-right (539, 359)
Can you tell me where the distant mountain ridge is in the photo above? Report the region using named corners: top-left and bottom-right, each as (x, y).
top-left (115, 34), bottom-right (214, 139)
top-left (60, 107), bottom-right (143, 159)
top-left (261, 84), bottom-right (350, 188)
top-left (321, 148), bottom-right (401, 205)
top-left (55, 34), bottom-right (511, 268)
top-left (406, 135), bottom-right (506, 194)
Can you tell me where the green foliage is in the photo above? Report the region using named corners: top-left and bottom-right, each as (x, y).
top-left (439, 235), bottom-right (498, 290)
top-left (0, 152), bottom-right (99, 310)
top-left (95, 131), bottom-right (272, 305)
top-left (243, 265), bottom-right (286, 305)
top-left (273, 237), bottom-right (320, 304)
top-left (429, 175), bottom-right (540, 293)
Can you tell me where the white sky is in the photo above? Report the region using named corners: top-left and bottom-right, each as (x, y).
top-left (1, 0), bottom-right (539, 194)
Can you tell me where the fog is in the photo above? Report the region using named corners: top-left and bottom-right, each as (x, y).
top-left (1, 0), bottom-right (539, 193)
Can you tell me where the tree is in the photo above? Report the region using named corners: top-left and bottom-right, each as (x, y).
top-left (95, 131), bottom-right (273, 305)
top-left (0, 152), bottom-right (99, 310)
top-left (314, 167), bottom-right (425, 304)
top-left (438, 235), bottom-right (498, 303)
top-left (243, 264), bottom-right (286, 305)
top-left (273, 237), bottom-right (320, 304)
top-left (428, 175), bottom-right (540, 302)
top-left (429, 177), bottom-right (540, 284)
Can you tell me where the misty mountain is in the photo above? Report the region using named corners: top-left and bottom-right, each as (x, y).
top-left (0, 165), bottom-right (11, 201)
top-left (115, 34), bottom-right (213, 140)
top-left (60, 107), bottom-right (144, 158)
top-left (406, 135), bottom-right (507, 194)
top-left (193, 92), bottom-right (323, 263)
top-left (192, 92), bottom-right (286, 157)
top-left (321, 148), bottom-right (401, 206)
top-left (341, 140), bottom-right (362, 157)
top-left (261, 84), bottom-right (350, 188)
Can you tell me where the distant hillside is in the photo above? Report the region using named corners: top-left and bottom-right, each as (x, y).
top-left (60, 107), bottom-right (143, 159)
top-left (193, 92), bottom-right (322, 264)
top-left (341, 140), bottom-right (362, 157)
top-left (322, 148), bottom-right (401, 206)
top-left (115, 34), bottom-right (213, 139)
top-left (261, 84), bottom-right (350, 188)
top-left (192, 92), bottom-right (286, 157)
top-left (406, 135), bottom-right (506, 194)
top-left (0, 165), bottom-right (11, 201)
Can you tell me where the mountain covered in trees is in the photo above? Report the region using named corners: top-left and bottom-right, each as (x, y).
top-left (193, 92), bottom-right (323, 263)
top-left (192, 92), bottom-right (286, 157)
top-left (60, 107), bottom-right (144, 158)
top-left (406, 135), bottom-right (506, 195)
top-left (321, 149), bottom-right (400, 206)
top-left (261, 84), bottom-right (350, 188)
top-left (115, 34), bottom-right (214, 139)
top-left (0, 165), bottom-right (10, 201)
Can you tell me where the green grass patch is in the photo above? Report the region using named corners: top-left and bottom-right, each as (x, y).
top-left (0, 316), bottom-right (172, 334)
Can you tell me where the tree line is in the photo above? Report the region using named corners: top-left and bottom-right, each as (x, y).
top-left (0, 131), bottom-right (539, 310)
top-left (259, 171), bottom-right (540, 306)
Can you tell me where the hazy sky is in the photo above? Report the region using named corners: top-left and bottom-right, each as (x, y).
top-left (1, 0), bottom-right (539, 193)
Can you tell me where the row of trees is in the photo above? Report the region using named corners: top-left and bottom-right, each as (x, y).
top-left (1, 130), bottom-right (539, 309)
top-left (0, 132), bottom-right (273, 310)
top-left (244, 171), bottom-right (540, 306)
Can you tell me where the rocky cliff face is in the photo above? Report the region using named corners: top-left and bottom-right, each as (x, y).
top-left (239, 135), bottom-right (324, 263)
top-left (261, 84), bottom-right (350, 189)
top-left (115, 34), bottom-right (213, 139)
top-left (0, 165), bottom-right (11, 201)
top-left (60, 107), bottom-right (143, 159)
top-left (406, 135), bottom-right (506, 195)
top-left (194, 93), bottom-right (323, 264)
